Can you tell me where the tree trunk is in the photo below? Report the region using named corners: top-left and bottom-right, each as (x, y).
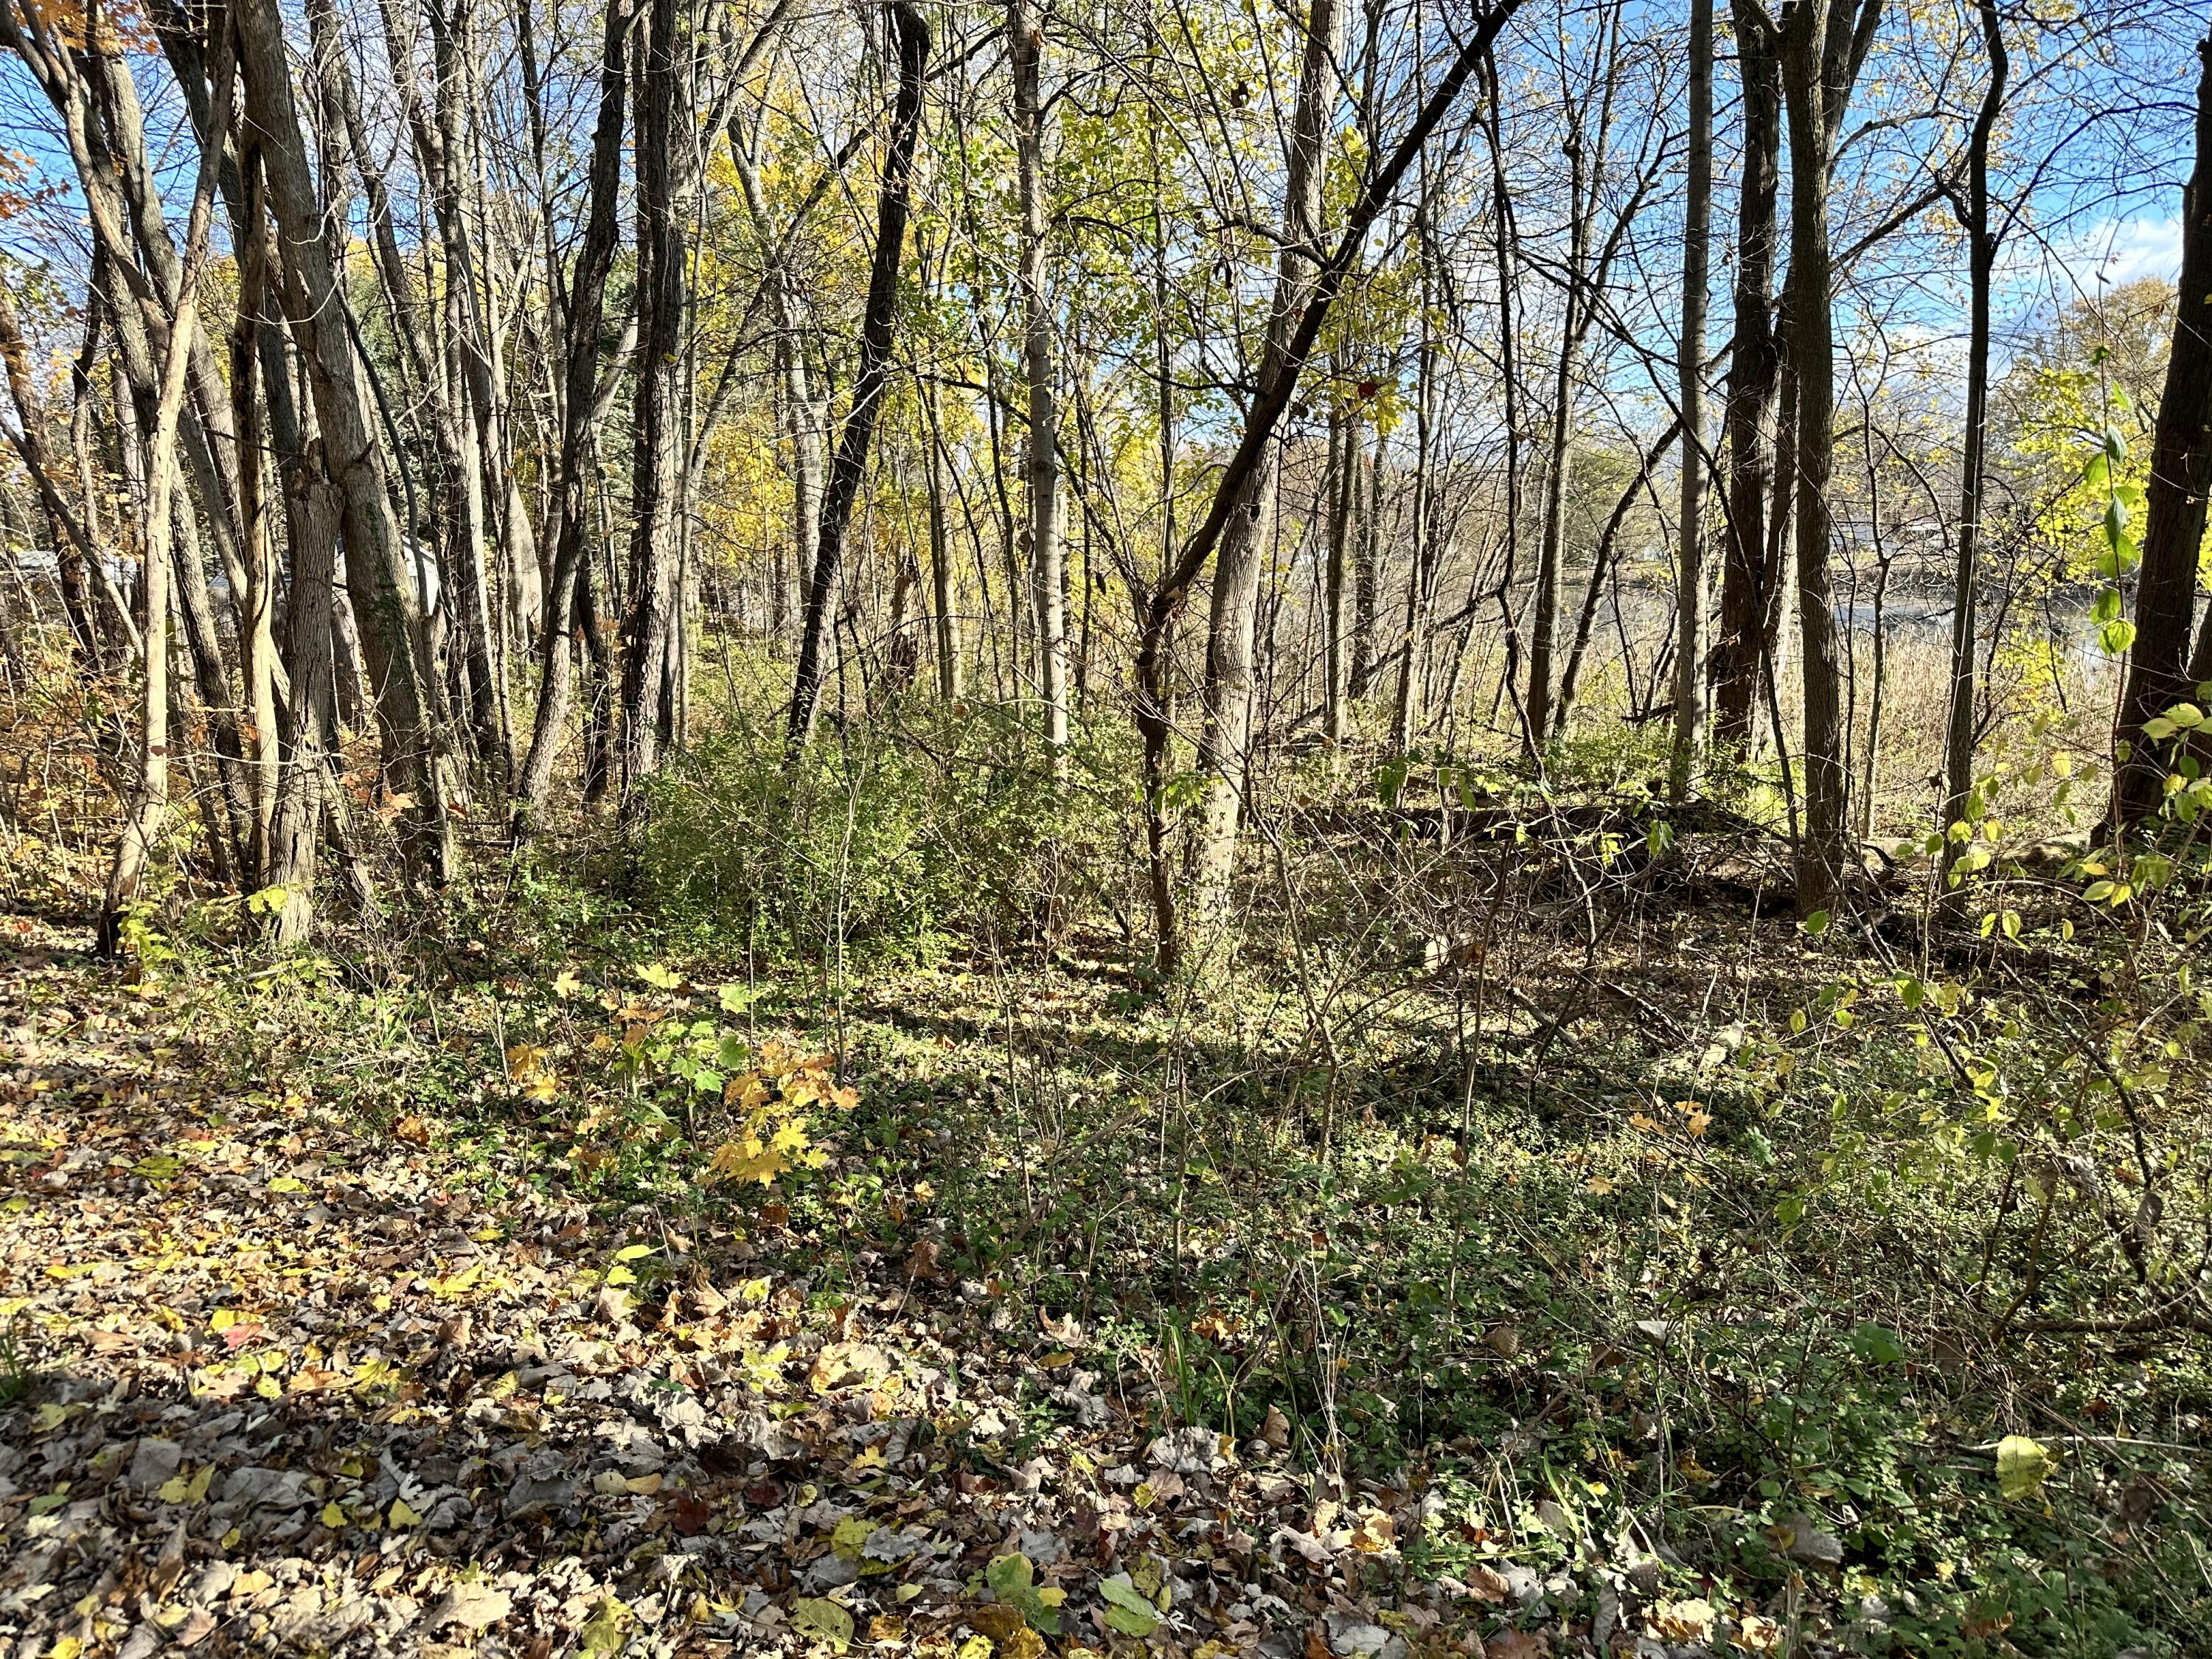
top-left (1940, 0), bottom-right (2006, 883)
top-left (788, 2), bottom-right (932, 749)
top-left (1323, 397), bottom-right (1350, 751)
top-left (1010, 0), bottom-right (1066, 764)
top-left (234, 0), bottom-right (461, 884)
top-left (621, 0), bottom-right (689, 790)
top-left (100, 32), bottom-right (226, 954)
top-left (1711, 6), bottom-right (1781, 753)
top-left (1668, 0), bottom-right (1714, 801)
top-left (1188, 0), bottom-right (1339, 937)
top-left (1778, 0), bottom-right (1882, 914)
top-left (514, 0), bottom-right (636, 841)
top-left (925, 382), bottom-right (963, 699)
top-left (2118, 38), bottom-right (2212, 821)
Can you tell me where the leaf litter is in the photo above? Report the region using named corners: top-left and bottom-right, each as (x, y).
top-left (0, 917), bottom-right (1651, 1659)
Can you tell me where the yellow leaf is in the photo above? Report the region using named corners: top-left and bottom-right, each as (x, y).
top-left (322, 1502), bottom-right (346, 1528)
top-left (388, 1498), bottom-right (423, 1528)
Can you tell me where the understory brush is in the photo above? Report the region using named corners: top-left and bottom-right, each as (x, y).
top-left (20, 706), bottom-right (2212, 1657)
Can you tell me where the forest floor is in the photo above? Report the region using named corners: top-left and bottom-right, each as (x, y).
top-left (1, 824), bottom-right (2205, 1659)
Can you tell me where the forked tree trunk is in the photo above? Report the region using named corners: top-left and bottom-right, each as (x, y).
top-left (236, 0), bottom-right (462, 885)
top-left (1187, 0), bottom-right (1339, 939)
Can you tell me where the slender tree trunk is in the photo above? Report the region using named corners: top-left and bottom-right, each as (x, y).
top-left (101, 32), bottom-right (226, 955)
top-left (1394, 204), bottom-right (1438, 754)
top-left (233, 132), bottom-right (279, 883)
top-left (1010, 0), bottom-right (1066, 765)
top-left (1713, 9), bottom-right (1782, 752)
top-left (1779, 0), bottom-right (1882, 914)
top-left (621, 0), bottom-right (689, 790)
top-left (1188, 0), bottom-right (1339, 936)
top-left (788, 2), bottom-right (931, 749)
top-left (925, 382), bottom-right (963, 699)
top-left (1524, 13), bottom-right (1626, 753)
top-left (1323, 397), bottom-right (1350, 751)
top-left (1669, 0), bottom-right (1714, 801)
top-left (1352, 423), bottom-right (1380, 699)
top-left (514, 0), bottom-right (636, 841)
top-left (1940, 0), bottom-right (2006, 884)
top-left (236, 0), bottom-right (461, 883)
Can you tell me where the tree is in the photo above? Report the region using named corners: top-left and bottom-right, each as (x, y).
top-left (2115, 38), bottom-right (2212, 824)
top-left (1011, 0), bottom-right (1067, 766)
top-left (1938, 0), bottom-right (2007, 888)
top-left (1773, 0), bottom-right (1883, 915)
top-left (788, 1), bottom-right (933, 748)
top-left (1186, 0), bottom-right (1342, 939)
top-left (100, 19), bottom-right (226, 953)
top-left (1669, 0), bottom-right (1714, 801)
top-left (1711, 5), bottom-right (1783, 753)
top-left (234, 0), bottom-right (462, 886)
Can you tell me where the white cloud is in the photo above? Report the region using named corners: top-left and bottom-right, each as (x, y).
top-left (2048, 214), bottom-right (2183, 296)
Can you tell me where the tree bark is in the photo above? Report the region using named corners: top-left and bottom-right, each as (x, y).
top-left (100, 27), bottom-right (226, 955)
top-left (1939, 0), bottom-right (2005, 883)
top-left (1778, 0), bottom-right (1882, 914)
top-left (621, 0), bottom-right (689, 789)
top-left (514, 0), bottom-right (637, 841)
top-left (1669, 0), bottom-right (1714, 801)
top-left (234, 0), bottom-right (461, 884)
top-left (1711, 7), bottom-right (1782, 753)
top-left (2118, 38), bottom-right (2212, 821)
top-left (1011, 0), bottom-right (1067, 764)
top-left (1188, 0), bottom-right (1339, 937)
top-left (787, 1), bottom-right (932, 749)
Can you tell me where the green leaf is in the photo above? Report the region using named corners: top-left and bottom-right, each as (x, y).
top-left (987, 1552), bottom-right (1063, 1633)
top-left (1099, 1574), bottom-right (1161, 1636)
top-left (793, 1597), bottom-right (855, 1652)
top-left (1849, 1322), bottom-right (1907, 1365)
top-left (1996, 1435), bottom-right (2052, 1500)
top-left (1376, 757), bottom-right (1409, 808)
top-left (986, 1554), bottom-right (1034, 1599)
top-left (1801, 909), bottom-right (1830, 937)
